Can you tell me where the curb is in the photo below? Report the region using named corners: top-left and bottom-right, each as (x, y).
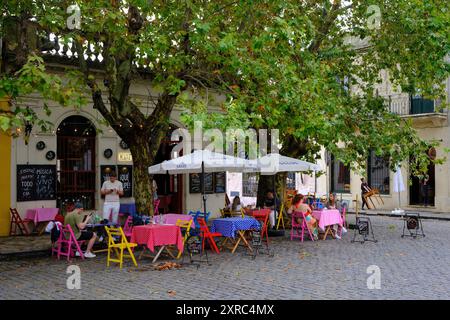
top-left (347, 211), bottom-right (450, 222)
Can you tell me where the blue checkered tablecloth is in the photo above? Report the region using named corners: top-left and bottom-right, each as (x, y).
top-left (210, 217), bottom-right (261, 238)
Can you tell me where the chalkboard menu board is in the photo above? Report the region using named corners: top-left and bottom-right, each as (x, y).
top-left (189, 173), bottom-right (202, 193)
top-left (189, 172), bottom-right (224, 194)
top-left (118, 165), bottom-right (133, 198)
top-left (204, 173), bottom-right (214, 194)
top-left (100, 165), bottom-right (133, 198)
top-left (17, 165), bottom-right (56, 202)
top-left (214, 172), bottom-right (226, 193)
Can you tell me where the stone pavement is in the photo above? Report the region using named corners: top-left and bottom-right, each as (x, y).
top-left (1, 215), bottom-right (449, 300)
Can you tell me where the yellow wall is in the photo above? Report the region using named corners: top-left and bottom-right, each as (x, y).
top-left (0, 98), bottom-right (11, 236)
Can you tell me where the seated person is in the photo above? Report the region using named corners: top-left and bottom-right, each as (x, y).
top-left (326, 192), bottom-right (337, 209)
top-left (287, 194), bottom-right (318, 240)
top-left (325, 193), bottom-right (347, 239)
top-left (229, 196), bottom-right (242, 216)
top-left (64, 203), bottom-right (97, 258)
top-left (263, 191), bottom-right (280, 229)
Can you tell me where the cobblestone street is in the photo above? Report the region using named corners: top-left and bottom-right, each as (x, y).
top-left (1, 216), bottom-right (449, 300)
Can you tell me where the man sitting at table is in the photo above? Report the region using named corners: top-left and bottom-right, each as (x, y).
top-left (263, 191), bottom-right (281, 229)
top-left (64, 203), bottom-right (97, 258)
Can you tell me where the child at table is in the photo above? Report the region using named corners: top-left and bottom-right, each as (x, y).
top-left (326, 192), bottom-right (337, 209)
top-left (325, 193), bottom-right (347, 239)
top-left (287, 194), bottom-right (318, 241)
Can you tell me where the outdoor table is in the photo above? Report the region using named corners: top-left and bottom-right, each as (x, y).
top-left (25, 208), bottom-right (59, 235)
top-left (312, 209), bottom-right (343, 240)
top-left (211, 217), bottom-right (261, 254)
top-left (131, 224), bottom-right (183, 263)
top-left (119, 203), bottom-right (137, 216)
top-left (153, 214), bottom-right (195, 228)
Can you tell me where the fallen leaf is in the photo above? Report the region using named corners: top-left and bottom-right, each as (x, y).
top-left (168, 290), bottom-right (176, 297)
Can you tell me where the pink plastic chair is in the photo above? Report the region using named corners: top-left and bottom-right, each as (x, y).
top-left (339, 207), bottom-right (347, 236)
top-left (123, 215), bottom-right (133, 240)
top-left (53, 224), bottom-right (85, 261)
top-left (290, 211), bottom-right (315, 242)
top-left (153, 199), bottom-right (160, 215)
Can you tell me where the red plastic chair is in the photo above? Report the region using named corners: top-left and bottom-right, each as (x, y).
top-left (290, 211), bottom-right (315, 242)
top-left (9, 208), bottom-right (32, 236)
top-left (252, 209), bottom-right (271, 246)
top-left (53, 224), bottom-right (85, 261)
top-left (197, 218), bottom-right (222, 254)
top-left (123, 215), bottom-right (133, 240)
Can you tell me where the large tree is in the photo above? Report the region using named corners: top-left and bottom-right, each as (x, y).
top-left (180, 0), bottom-right (450, 203)
top-left (1, 1), bottom-right (449, 212)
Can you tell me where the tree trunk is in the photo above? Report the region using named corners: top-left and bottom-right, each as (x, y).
top-left (125, 94), bottom-right (178, 216)
top-left (256, 135), bottom-right (308, 206)
top-left (256, 174), bottom-right (286, 208)
top-left (129, 133), bottom-right (155, 216)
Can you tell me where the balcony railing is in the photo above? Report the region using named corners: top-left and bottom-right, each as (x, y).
top-left (386, 94), bottom-right (446, 116)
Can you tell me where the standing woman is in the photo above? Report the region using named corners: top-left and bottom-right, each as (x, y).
top-left (101, 171), bottom-right (124, 224)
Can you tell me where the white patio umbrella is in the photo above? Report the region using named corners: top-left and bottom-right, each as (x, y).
top-left (148, 149), bottom-right (250, 215)
top-left (245, 153), bottom-right (321, 175)
top-left (393, 165), bottom-right (405, 209)
top-left (245, 153), bottom-right (321, 215)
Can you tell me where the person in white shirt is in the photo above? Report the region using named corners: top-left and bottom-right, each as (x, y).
top-left (101, 171), bottom-right (124, 224)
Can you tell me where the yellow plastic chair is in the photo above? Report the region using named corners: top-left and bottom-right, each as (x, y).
top-left (176, 219), bottom-right (193, 259)
top-left (276, 203), bottom-right (291, 230)
top-left (104, 226), bottom-right (138, 269)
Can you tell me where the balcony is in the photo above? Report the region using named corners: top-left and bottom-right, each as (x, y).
top-left (386, 94), bottom-right (448, 128)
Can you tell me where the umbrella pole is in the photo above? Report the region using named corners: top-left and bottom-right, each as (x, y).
top-left (314, 172), bottom-right (317, 201)
top-left (202, 161), bottom-right (207, 217)
top-left (273, 174), bottom-right (277, 229)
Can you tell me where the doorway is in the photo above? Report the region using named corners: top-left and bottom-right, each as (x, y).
top-left (409, 156), bottom-right (435, 206)
top-left (56, 115), bottom-right (96, 210)
top-left (152, 124), bottom-right (183, 214)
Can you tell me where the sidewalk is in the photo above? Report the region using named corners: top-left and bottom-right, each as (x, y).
top-left (347, 209), bottom-right (450, 221)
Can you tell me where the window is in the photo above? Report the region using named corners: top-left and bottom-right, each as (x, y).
top-left (242, 173), bottom-right (259, 197)
top-left (330, 155), bottom-right (351, 193)
top-left (286, 172), bottom-right (296, 190)
top-left (368, 151), bottom-right (390, 194)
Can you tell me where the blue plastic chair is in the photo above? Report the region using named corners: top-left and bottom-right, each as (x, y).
top-left (188, 211), bottom-right (211, 236)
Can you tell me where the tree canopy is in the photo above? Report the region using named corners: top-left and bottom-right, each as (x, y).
top-left (1, 0), bottom-right (449, 211)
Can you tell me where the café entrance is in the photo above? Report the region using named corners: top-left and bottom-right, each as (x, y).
top-left (56, 115), bottom-right (96, 210)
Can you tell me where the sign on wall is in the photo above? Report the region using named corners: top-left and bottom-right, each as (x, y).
top-left (17, 165), bottom-right (56, 202)
top-left (214, 172), bottom-right (226, 193)
top-left (189, 172), bottom-right (226, 194)
top-left (118, 152), bottom-right (132, 162)
top-left (118, 165), bottom-right (133, 198)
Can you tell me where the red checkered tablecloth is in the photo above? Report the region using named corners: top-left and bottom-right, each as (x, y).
top-left (25, 208), bottom-right (59, 224)
top-left (312, 209), bottom-right (343, 231)
top-left (131, 224), bottom-right (183, 253)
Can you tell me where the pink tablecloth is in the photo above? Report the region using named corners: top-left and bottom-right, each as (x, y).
top-left (25, 208), bottom-right (59, 224)
top-left (312, 209), bottom-right (343, 231)
top-left (154, 214), bottom-right (194, 228)
top-left (131, 225), bottom-right (183, 253)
